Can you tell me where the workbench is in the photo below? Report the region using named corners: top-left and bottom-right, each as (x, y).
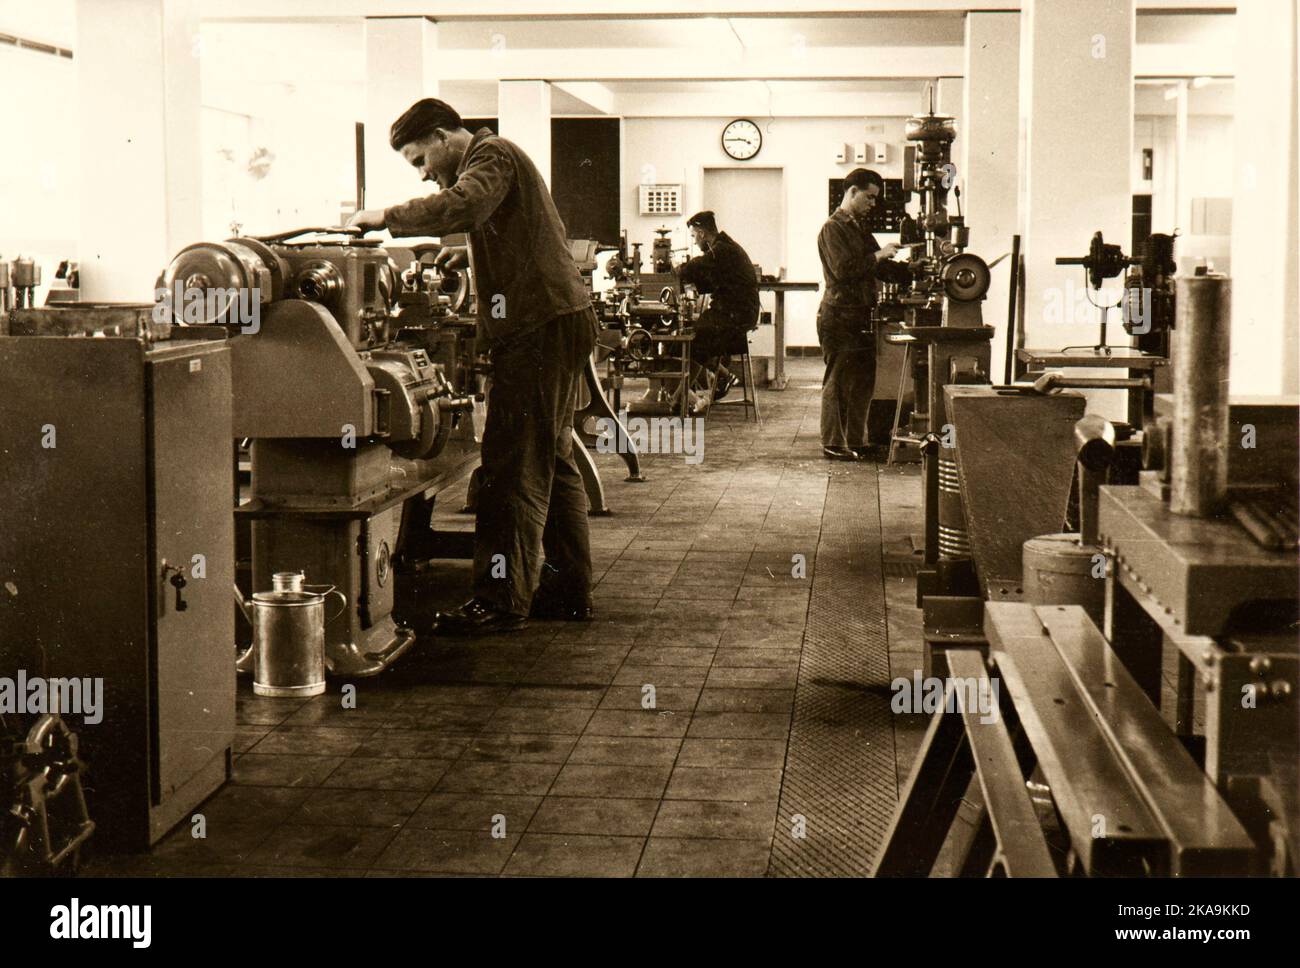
top-left (1097, 484), bottom-right (1299, 790)
top-left (759, 279), bottom-right (818, 390)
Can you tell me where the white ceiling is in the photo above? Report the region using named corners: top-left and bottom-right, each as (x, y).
top-left (435, 15), bottom-right (967, 49)
top-left (4, 4), bottom-right (1238, 120)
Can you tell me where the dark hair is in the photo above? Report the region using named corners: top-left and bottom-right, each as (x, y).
top-left (844, 168), bottom-right (885, 193)
top-left (390, 98), bottom-right (464, 150)
top-left (686, 210), bottom-right (717, 233)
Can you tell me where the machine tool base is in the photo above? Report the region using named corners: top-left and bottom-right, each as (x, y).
top-left (253, 681), bottom-right (326, 698)
top-left (326, 618), bottom-right (419, 678)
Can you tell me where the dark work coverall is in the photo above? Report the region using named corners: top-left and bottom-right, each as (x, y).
top-left (678, 232), bottom-right (761, 360)
top-left (815, 208), bottom-right (908, 449)
top-left (385, 128), bottom-right (597, 615)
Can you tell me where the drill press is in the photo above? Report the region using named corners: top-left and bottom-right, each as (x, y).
top-left (891, 91), bottom-right (996, 602)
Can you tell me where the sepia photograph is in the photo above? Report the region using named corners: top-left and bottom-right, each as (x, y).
top-left (0, 0), bottom-right (1296, 950)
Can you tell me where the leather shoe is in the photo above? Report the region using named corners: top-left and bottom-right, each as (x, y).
top-left (529, 595), bottom-right (595, 622)
top-left (822, 446), bottom-right (863, 461)
top-left (434, 598), bottom-right (528, 637)
top-left (712, 369), bottom-right (737, 401)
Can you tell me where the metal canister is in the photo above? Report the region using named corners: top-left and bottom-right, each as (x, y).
top-left (1023, 533), bottom-right (1106, 628)
top-left (11, 256), bottom-right (39, 288)
top-left (251, 586), bottom-right (345, 697)
top-left (937, 450), bottom-right (970, 559)
top-left (1170, 274), bottom-right (1231, 516)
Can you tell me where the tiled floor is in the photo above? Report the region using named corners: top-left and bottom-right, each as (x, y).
top-left (84, 358), bottom-right (929, 878)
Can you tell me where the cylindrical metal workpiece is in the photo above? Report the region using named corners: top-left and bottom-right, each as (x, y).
top-left (1170, 275), bottom-right (1231, 516)
top-left (11, 256), bottom-right (39, 288)
top-left (1023, 534), bottom-right (1106, 628)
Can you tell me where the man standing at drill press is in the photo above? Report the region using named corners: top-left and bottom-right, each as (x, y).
top-left (816, 168), bottom-right (907, 461)
top-left (349, 98), bottom-right (596, 635)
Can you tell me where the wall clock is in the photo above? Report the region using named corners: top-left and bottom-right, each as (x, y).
top-left (721, 119), bottom-right (762, 160)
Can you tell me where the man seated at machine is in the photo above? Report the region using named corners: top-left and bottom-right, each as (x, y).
top-left (816, 168), bottom-right (909, 461)
top-left (348, 98), bottom-right (598, 635)
top-left (675, 210), bottom-right (761, 401)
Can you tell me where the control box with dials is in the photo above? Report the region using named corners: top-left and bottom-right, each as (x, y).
top-left (827, 177), bottom-right (906, 233)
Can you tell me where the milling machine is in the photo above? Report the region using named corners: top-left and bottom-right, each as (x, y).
top-left (598, 279), bottom-right (701, 419)
top-left (594, 232), bottom-right (701, 419)
top-left (1013, 229), bottom-right (1177, 484)
top-left (884, 92), bottom-right (997, 603)
top-left (159, 227), bottom-right (480, 678)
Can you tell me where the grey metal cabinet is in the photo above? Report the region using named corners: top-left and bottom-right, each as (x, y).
top-left (0, 334), bottom-right (235, 850)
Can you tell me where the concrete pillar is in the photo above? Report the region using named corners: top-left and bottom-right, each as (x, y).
top-left (962, 11), bottom-right (1020, 381)
top-left (364, 17), bottom-right (438, 212)
top-left (76, 0), bottom-right (201, 300)
top-left (1018, 0), bottom-right (1133, 358)
top-left (1230, 0), bottom-right (1299, 395)
top-left (498, 80), bottom-right (552, 187)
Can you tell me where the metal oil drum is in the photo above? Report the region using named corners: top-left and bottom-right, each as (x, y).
top-left (250, 585), bottom-right (346, 697)
top-left (1022, 533), bottom-right (1105, 627)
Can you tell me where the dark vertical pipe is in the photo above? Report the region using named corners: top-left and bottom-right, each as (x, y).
top-left (355, 121), bottom-right (366, 210)
top-left (1013, 243), bottom-right (1027, 381)
top-left (921, 433), bottom-right (941, 566)
top-left (1004, 233), bottom-right (1020, 383)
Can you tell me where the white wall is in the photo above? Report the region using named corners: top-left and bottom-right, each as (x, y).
top-left (0, 43), bottom-right (79, 305)
top-left (199, 22), bottom-right (362, 238)
top-left (1230, 0), bottom-right (1299, 396)
top-left (1132, 112), bottom-right (1233, 271)
top-left (200, 102), bottom-right (358, 239)
top-left (621, 115), bottom-right (910, 347)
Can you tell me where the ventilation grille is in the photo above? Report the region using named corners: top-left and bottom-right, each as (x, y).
top-left (638, 184), bottom-right (682, 216)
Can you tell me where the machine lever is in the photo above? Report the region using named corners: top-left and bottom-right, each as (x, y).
top-left (1073, 416), bottom-right (1116, 547)
top-left (251, 225), bottom-right (364, 244)
top-left (1022, 371), bottom-right (1151, 395)
top-left (440, 396), bottom-right (476, 415)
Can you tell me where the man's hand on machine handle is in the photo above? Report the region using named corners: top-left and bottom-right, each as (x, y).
top-left (346, 209), bottom-right (387, 232)
top-left (433, 245), bottom-right (470, 271)
top-left (875, 243), bottom-right (900, 262)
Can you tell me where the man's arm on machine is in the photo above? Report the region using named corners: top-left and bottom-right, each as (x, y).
top-left (384, 143), bottom-right (515, 238)
top-left (678, 248), bottom-right (717, 293)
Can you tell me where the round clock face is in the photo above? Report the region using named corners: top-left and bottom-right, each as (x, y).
top-left (722, 119), bottom-right (762, 160)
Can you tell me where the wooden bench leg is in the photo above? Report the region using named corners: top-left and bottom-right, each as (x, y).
top-left (872, 696), bottom-right (973, 877)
